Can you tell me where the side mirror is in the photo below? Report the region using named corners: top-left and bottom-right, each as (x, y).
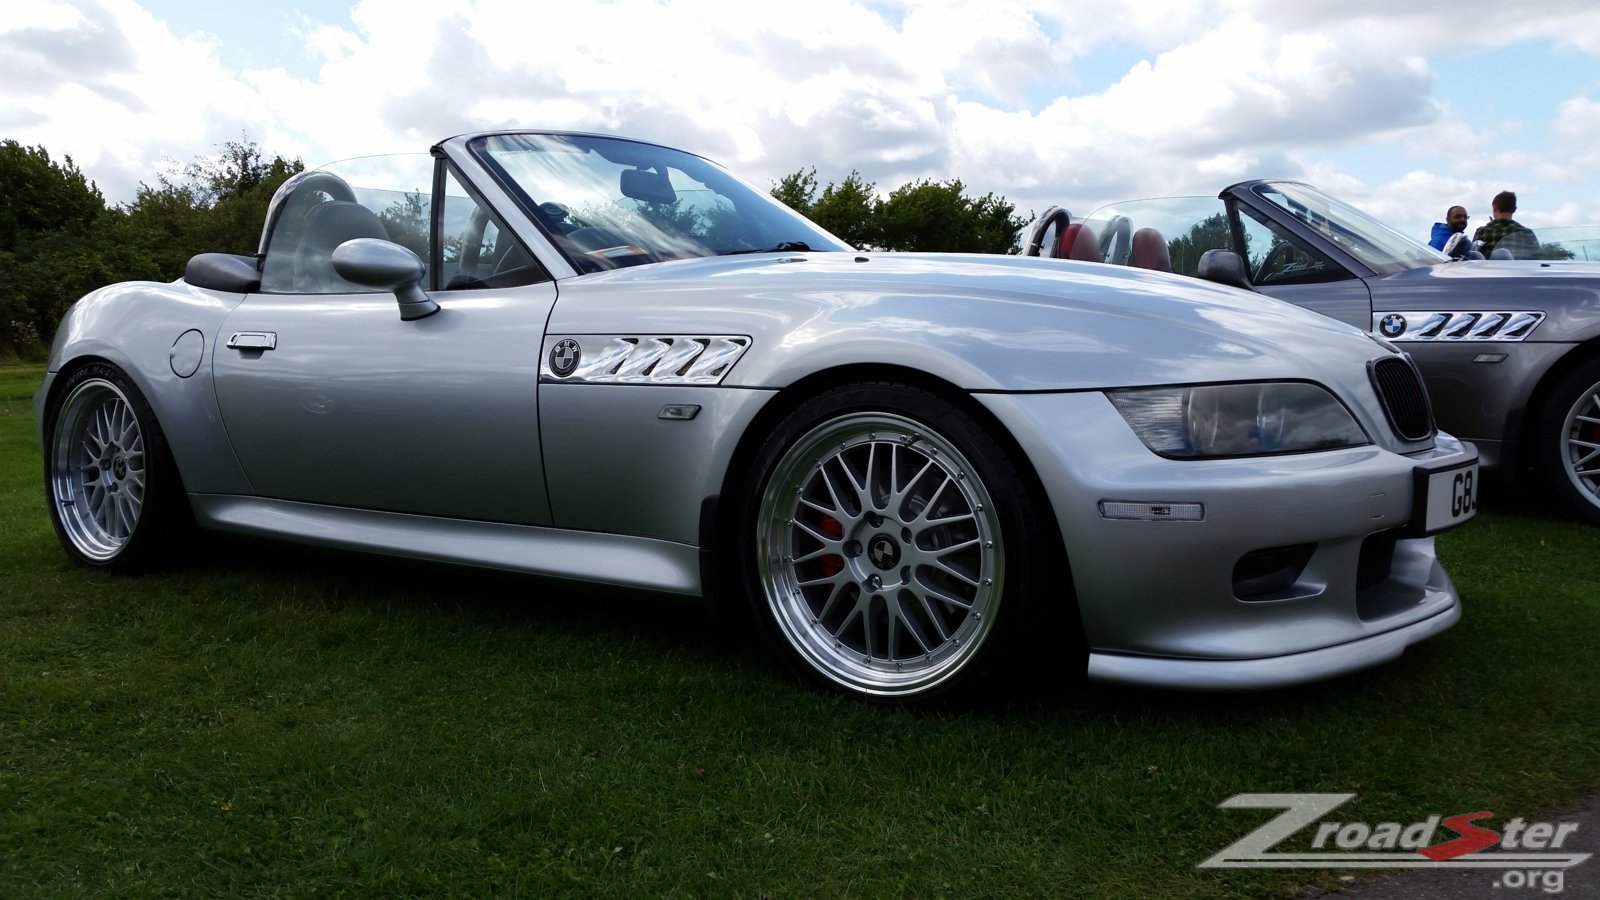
top-left (185, 252), bottom-right (261, 293)
top-left (1197, 249), bottom-right (1254, 291)
top-left (331, 238), bottom-right (440, 321)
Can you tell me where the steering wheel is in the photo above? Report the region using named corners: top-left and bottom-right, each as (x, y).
top-left (1256, 241), bottom-right (1298, 284)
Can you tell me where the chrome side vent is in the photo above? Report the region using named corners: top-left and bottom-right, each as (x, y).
top-left (1369, 356), bottom-right (1435, 442)
top-left (540, 335), bottom-right (751, 384)
top-left (1372, 310), bottom-right (1544, 342)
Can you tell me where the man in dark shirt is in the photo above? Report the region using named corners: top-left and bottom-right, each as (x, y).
top-left (1473, 191), bottom-right (1539, 258)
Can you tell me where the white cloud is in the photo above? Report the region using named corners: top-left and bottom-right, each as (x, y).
top-left (5, 0), bottom-right (1600, 249)
top-left (0, 0), bottom-right (280, 201)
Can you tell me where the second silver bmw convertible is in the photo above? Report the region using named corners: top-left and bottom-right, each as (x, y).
top-left (36, 130), bottom-right (1478, 704)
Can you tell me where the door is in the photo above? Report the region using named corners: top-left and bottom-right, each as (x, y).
top-left (212, 156), bottom-right (559, 525)
top-left (1232, 201), bottom-right (1373, 329)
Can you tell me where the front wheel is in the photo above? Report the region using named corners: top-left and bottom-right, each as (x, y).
top-left (1538, 358), bottom-right (1600, 524)
top-left (740, 382), bottom-right (1078, 705)
top-left (45, 363), bottom-right (188, 569)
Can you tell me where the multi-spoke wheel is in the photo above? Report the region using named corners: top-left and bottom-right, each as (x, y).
top-left (743, 383), bottom-right (1076, 704)
top-left (1540, 358), bottom-right (1600, 525)
top-left (45, 363), bottom-right (186, 569)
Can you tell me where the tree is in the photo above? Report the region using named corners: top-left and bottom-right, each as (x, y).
top-left (0, 142), bottom-right (111, 356)
top-left (875, 178), bottom-right (1025, 254)
top-left (770, 168), bottom-right (818, 213)
top-left (1166, 213), bottom-right (1236, 277)
top-left (1534, 241), bottom-right (1576, 261)
top-left (0, 141), bottom-right (104, 253)
top-left (121, 138), bottom-right (304, 267)
top-left (770, 167), bottom-right (1027, 253)
top-left (810, 172), bottom-right (878, 249)
top-left (0, 138), bottom-right (302, 358)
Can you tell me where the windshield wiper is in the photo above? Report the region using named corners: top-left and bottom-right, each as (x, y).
top-left (719, 241), bottom-right (813, 255)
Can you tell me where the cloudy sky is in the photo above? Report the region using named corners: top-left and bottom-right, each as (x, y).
top-left (4, 0), bottom-right (1600, 241)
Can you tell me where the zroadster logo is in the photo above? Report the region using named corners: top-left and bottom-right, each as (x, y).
top-left (1200, 793), bottom-right (1589, 891)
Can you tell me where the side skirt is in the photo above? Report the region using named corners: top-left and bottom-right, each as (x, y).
top-left (190, 494), bottom-right (703, 596)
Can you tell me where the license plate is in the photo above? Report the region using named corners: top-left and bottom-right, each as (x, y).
top-left (1414, 462), bottom-right (1479, 534)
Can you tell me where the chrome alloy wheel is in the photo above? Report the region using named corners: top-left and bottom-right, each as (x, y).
top-left (50, 377), bottom-right (148, 561)
top-left (756, 412), bottom-right (1004, 697)
top-left (1558, 376), bottom-right (1600, 510)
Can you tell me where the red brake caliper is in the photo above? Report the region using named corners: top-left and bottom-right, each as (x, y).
top-left (820, 515), bottom-right (844, 577)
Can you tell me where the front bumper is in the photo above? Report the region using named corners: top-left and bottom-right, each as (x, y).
top-left (976, 391), bottom-right (1476, 690)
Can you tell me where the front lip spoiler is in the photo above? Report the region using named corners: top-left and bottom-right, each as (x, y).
top-left (1084, 599), bottom-right (1460, 691)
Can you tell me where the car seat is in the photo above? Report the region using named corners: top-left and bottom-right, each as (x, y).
top-left (1129, 227), bottom-right (1172, 272)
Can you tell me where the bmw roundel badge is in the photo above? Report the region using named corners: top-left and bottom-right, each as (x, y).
top-left (1378, 314), bottom-right (1407, 339)
top-left (550, 338), bottom-right (581, 377)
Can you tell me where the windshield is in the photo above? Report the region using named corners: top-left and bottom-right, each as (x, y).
top-left (471, 133), bottom-right (851, 271)
top-left (1249, 182), bottom-right (1446, 275)
top-left (1529, 226), bottom-right (1596, 260)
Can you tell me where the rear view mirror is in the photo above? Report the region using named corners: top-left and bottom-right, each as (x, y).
top-left (331, 238), bottom-right (440, 320)
top-left (1197, 249), bottom-right (1254, 291)
top-left (620, 168), bottom-right (676, 204)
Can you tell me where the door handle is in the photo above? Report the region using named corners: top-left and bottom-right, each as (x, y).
top-left (227, 332), bottom-right (277, 351)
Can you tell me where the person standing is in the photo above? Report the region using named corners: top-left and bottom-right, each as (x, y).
top-left (1473, 191), bottom-right (1539, 259)
top-left (1429, 205), bottom-right (1469, 250)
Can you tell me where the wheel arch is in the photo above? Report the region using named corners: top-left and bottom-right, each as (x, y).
top-left (700, 362), bottom-right (1082, 641)
top-left (1512, 337), bottom-right (1600, 473)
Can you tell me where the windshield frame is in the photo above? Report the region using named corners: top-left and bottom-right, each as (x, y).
top-left (1241, 181), bottom-right (1447, 276)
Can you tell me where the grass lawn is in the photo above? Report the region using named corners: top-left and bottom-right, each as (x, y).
top-left (3, 363), bottom-right (1598, 898)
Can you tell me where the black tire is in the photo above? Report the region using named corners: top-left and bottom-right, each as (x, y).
top-left (43, 362), bottom-right (190, 570)
top-left (1536, 357), bottom-right (1600, 525)
top-left (736, 381), bottom-right (1081, 706)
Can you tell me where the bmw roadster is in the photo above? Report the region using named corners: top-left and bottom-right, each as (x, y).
top-left (37, 131), bottom-right (1478, 704)
top-left (1023, 182), bottom-right (1600, 524)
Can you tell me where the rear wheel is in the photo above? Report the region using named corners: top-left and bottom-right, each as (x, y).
top-left (45, 363), bottom-right (188, 569)
top-left (740, 382), bottom-right (1077, 705)
top-left (1538, 358), bottom-right (1600, 525)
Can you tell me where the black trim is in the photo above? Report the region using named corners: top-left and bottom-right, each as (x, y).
top-left (1368, 356), bottom-right (1436, 442)
top-left (184, 253), bottom-right (261, 293)
top-left (429, 157), bottom-right (446, 292)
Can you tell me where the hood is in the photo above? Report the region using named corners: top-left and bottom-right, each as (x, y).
top-left (549, 251), bottom-right (1397, 394)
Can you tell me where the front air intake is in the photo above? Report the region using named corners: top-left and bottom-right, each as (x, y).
top-left (1369, 356), bottom-right (1434, 442)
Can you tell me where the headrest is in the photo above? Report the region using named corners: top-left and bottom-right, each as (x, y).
top-left (1129, 227), bottom-right (1172, 272)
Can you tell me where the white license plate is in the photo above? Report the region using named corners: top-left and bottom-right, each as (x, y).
top-left (1420, 463), bottom-right (1479, 533)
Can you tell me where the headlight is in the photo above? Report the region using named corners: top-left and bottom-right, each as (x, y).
top-left (1107, 382), bottom-right (1369, 458)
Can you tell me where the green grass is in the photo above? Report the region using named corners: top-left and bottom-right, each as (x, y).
top-left (3, 363), bottom-right (1598, 898)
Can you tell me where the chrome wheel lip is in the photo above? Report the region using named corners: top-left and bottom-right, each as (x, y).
top-left (1559, 378), bottom-right (1600, 512)
top-left (50, 378), bottom-right (147, 562)
top-left (756, 412), bottom-right (1003, 697)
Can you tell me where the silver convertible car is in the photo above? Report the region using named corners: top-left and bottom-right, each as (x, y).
top-left (1023, 183), bottom-right (1600, 524)
top-left (36, 131), bottom-right (1479, 705)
